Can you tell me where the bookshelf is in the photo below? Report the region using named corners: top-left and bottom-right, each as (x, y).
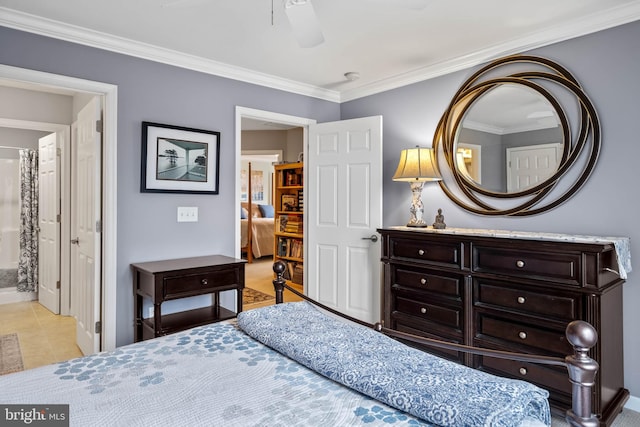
top-left (273, 162), bottom-right (304, 286)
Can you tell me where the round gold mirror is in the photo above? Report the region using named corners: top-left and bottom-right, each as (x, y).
top-left (434, 55), bottom-right (599, 216)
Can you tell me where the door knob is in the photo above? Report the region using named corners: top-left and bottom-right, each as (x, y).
top-left (70, 238), bottom-right (79, 245)
top-left (361, 234), bottom-right (378, 243)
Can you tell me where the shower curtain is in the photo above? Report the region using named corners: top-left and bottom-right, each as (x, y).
top-left (17, 149), bottom-right (38, 292)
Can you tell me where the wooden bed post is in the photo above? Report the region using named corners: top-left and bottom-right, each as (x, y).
top-left (244, 162), bottom-right (254, 263)
top-left (564, 320), bottom-right (600, 427)
top-left (273, 260), bottom-right (286, 304)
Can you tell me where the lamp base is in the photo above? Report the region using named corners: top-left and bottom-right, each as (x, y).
top-left (405, 181), bottom-right (428, 228)
top-left (406, 220), bottom-right (428, 228)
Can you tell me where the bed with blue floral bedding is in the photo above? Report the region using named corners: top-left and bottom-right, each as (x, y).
top-left (0, 302), bottom-right (551, 427)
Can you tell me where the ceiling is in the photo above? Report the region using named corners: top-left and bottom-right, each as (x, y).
top-left (1, 0), bottom-right (639, 103)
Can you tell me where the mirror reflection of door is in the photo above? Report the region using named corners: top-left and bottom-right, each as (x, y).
top-left (506, 143), bottom-right (561, 192)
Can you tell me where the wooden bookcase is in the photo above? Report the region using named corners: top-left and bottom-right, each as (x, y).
top-left (273, 162), bottom-right (304, 286)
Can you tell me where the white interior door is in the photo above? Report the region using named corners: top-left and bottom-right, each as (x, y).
top-left (507, 143), bottom-right (561, 192)
top-left (72, 97), bottom-right (102, 355)
top-left (38, 133), bottom-right (60, 314)
top-left (307, 116), bottom-right (383, 323)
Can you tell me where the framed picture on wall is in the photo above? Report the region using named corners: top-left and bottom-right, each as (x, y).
top-left (141, 121), bottom-right (221, 194)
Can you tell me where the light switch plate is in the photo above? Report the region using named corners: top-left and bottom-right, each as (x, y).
top-left (177, 206), bottom-right (198, 222)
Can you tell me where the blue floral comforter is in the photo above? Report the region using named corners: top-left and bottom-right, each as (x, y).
top-left (237, 302), bottom-right (551, 427)
top-left (0, 318), bottom-right (431, 426)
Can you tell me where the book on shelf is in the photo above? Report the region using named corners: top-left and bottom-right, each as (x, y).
top-left (283, 170), bottom-right (302, 186)
top-left (277, 236), bottom-right (302, 258)
top-left (278, 215), bottom-right (303, 234)
top-left (281, 194), bottom-right (298, 211)
top-left (297, 190), bottom-right (304, 211)
top-left (278, 260), bottom-right (303, 285)
top-left (292, 263), bottom-right (304, 284)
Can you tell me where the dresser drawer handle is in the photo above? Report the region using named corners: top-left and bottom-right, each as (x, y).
top-left (418, 249), bottom-right (425, 256)
top-left (420, 278), bottom-right (427, 285)
top-left (420, 307), bottom-right (427, 314)
top-left (519, 367), bottom-right (528, 376)
top-left (518, 331), bottom-right (527, 340)
top-left (201, 278), bottom-right (209, 286)
top-left (516, 260), bottom-right (525, 268)
top-left (517, 296), bottom-right (526, 304)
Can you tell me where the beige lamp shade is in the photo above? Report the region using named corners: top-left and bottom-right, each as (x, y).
top-left (392, 147), bottom-right (442, 182)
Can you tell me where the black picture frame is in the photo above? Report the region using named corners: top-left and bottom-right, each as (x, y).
top-left (141, 121), bottom-right (220, 194)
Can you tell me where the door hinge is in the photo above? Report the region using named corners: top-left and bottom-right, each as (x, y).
top-left (56, 147), bottom-right (62, 156)
top-left (56, 280), bottom-right (61, 289)
top-left (56, 214), bottom-right (61, 223)
top-left (96, 220), bottom-right (102, 233)
top-left (96, 120), bottom-right (103, 133)
top-left (95, 321), bottom-right (102, 334)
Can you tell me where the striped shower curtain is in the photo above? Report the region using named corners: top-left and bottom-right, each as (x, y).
top-left (17, 149), bottom-right (38, 292)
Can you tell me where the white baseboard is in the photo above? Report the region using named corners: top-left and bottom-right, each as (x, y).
top-left (625, 394), bottom-right (640, 412)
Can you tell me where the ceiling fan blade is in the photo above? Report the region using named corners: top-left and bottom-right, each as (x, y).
top-left (284, 0), bottom-right (325, 48)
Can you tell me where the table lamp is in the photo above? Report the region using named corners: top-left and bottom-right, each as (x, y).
top-left (392, 147), bottom-right (442, 227)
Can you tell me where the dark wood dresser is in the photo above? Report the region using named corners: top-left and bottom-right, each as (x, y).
top-left (378, 227), bottom-right (630, 426)
top-left (132, 255), bottom-right (246, 342)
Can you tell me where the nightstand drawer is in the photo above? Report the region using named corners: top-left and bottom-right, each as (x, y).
top-left (476, 315), bottom-right (571, 355)
top-left (475, 281), bottom-right (579, 321)
top-left (393, 267), bottom-right (462, 298)
top-left (390, 237), bottom-right (461, 268)
top-left (473, 245), bottom-right (580, 285)
top-left (164, 269), bottom-right (238, 299)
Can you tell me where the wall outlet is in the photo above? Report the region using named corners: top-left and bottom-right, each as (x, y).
top-left (177, 206), bottom-right (198, 222)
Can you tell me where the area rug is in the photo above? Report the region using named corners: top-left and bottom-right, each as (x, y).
top-left (243, 288), bottom-right (275, 305)
top-left (0, 333), bottom-right (24, 375)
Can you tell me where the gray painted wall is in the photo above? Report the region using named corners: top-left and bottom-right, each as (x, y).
top-left (1, 19), bottom-right (638, 399)
top-left (342, 20), bottom-right (640, 398)
top-left (0, 26), bottom-right (340, 346)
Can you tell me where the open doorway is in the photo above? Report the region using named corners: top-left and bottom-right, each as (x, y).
top-left (0, 65), bottom-right (118, 365)
top-left (235, 107), bottom-right (315, 304)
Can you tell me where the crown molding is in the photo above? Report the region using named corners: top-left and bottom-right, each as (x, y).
top-left (2, 4), bottom-right (639, 104)
top-left (339, 2), bottom-right (640, 102)
top-left (0, 8), bottom-right (341, 103)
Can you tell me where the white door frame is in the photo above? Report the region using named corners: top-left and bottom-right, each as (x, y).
top-left (0, 64), bottom-right (118, 352)
top-left (234, 107), bottom-right (316, 276)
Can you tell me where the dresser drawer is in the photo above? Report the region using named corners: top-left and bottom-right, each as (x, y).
top-left (473, 245), bottom-right (580, 285)
top-left (394, 292), bottom-right (462, 330)
top-left (476, 315), bottom-right (572, 355)
top-left (393, 267), bottom-right (462, 298)
top-left (164, 269), bottom-right (238, 299)
top-left (477, 354), bottom-right (572, 397)
top-left (475, 281), bottom-right (579, 321)
top-left (390, 237), bottom-right (462, 268)
top-left (395, 322), bottom-right (464, 364)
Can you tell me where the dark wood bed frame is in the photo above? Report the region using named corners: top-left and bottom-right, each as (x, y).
top-left (271, 260), bottom-right (600, 427)
top-left (241, 162), bottom-right (254, 263)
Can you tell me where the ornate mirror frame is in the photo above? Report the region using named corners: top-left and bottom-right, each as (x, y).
top-left (433, 55), bottom-right (600, 216)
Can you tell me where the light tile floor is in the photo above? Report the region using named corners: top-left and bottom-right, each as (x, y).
top-left (0, 301), bottom-right (83, 371)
